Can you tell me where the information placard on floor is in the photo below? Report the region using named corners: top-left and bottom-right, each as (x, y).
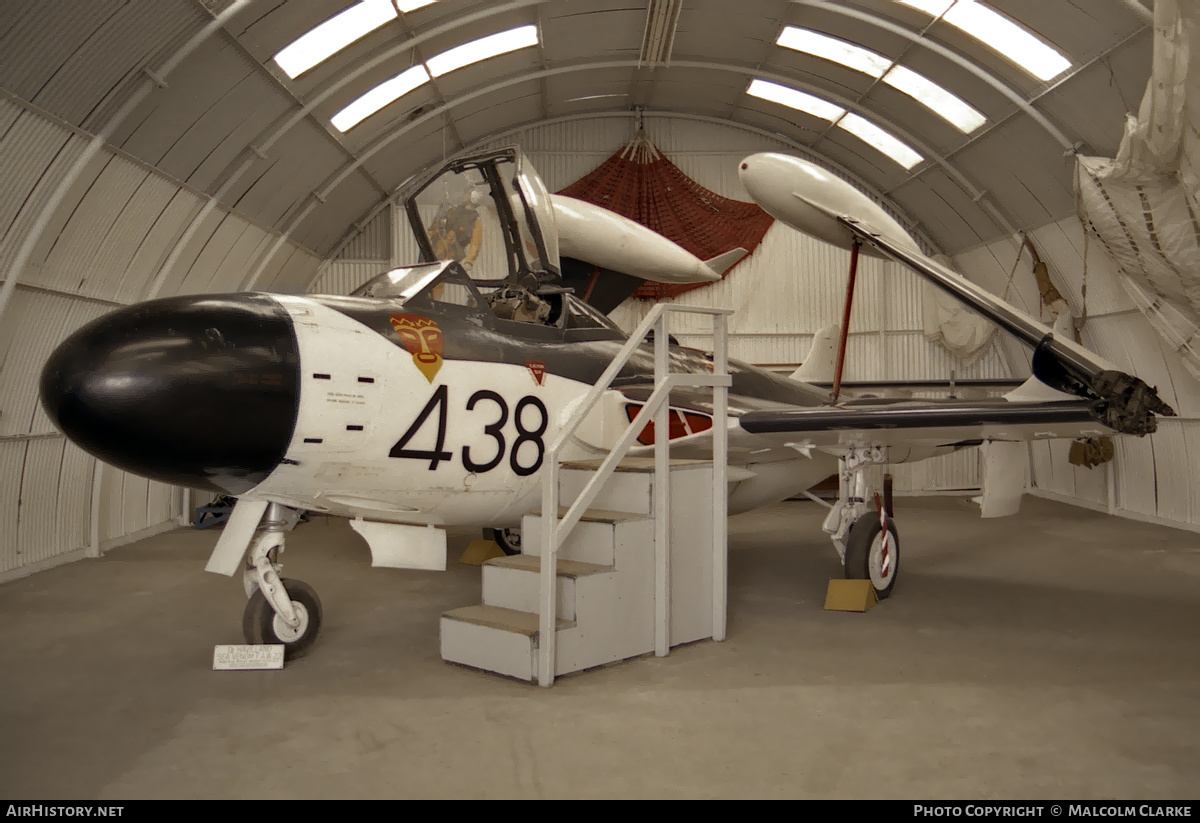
top-left (212, 644), bottom-right (284, 670)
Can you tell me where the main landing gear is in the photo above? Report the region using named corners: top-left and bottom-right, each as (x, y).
top-left (822, 445), bottom-right (899, 600)
top-left (485, 526), bottom-right (523, 556)
top-left (241, 503), bottom-right (322, 659)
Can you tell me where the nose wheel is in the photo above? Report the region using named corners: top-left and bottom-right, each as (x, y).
top-left (242, 578), bottom-right (323, 659)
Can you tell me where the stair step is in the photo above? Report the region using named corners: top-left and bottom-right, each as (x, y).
top-left (521, 510), bottom-right (653, 565)
top-left (482, 554), bottom-right (613, 621)
top-left (441, 605), bottom-right (575, 682)
top-left (442, 604), bottom-right (573, 636)
top-left (558, 460), bottom-right (714, 517)
top-left (526, 506), bottom-right (649, 523)
top-left (484, 554), bottom-right (612, 578)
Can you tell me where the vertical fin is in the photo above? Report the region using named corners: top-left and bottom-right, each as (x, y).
top-left (790, 324), bottom-right (841, 383)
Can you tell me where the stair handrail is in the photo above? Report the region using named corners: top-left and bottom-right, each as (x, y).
top-left (538, 303), bottom-right (732, 686)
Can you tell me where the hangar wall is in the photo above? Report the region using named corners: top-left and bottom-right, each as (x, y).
top-left (0, 3), bottom-right (1184, 587)
top-left (312, 115), bottom-right (1016, 495)
top-left (0, 94), bottom-right (323, 580)
top-left (954, 215), bottom-right (1200, 531)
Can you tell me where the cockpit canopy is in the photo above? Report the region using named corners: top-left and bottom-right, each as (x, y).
top-left (398, 146), bottom-right (560, 286)
top-left (353, 148), bottom-right (620, 338)
top-left (350, 259), bottom-right (625, 340)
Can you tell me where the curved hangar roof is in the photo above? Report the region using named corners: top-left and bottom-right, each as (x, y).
top-left (0, 0), bottom-right (1154, 265)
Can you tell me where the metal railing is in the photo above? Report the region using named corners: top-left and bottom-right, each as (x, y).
top-left (537, 304), bottom-right (732, 687)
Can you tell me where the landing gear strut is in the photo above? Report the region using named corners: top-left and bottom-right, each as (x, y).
top-left (240, 503), bottom-right (322, 659)
top-left (823, 445), bottom-right (900, 600)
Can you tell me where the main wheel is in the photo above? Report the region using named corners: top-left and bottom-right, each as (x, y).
top-left (486, 527), bottom-right (522, 556)
top-left (844, 513), bottom-right (899, 600)
top-left (242, 578), bottom-right (323, 660)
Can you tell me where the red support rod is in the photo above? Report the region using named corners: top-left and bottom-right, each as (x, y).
top-left (830, 239), bottom-right (861, 404)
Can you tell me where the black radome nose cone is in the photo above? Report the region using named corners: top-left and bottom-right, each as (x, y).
top-left (41, 294), bottom-right (300, 494)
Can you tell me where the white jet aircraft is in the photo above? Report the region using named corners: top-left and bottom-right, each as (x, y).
top-left (39, 147), bottom-right (1173, 658)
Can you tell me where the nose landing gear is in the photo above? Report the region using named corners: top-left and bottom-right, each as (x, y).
top-left (240, 503), bottom-right (323, 660)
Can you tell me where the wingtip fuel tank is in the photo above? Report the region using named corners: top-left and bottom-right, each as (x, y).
top-left (737, 152), bottom-right (921, 257)
top-left (551, 194), bottom-right (728, 284)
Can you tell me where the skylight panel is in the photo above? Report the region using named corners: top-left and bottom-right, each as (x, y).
top-left (881, 65), bottom-right (986, 132)
top-left (329, 23), bottom-right (541, 132)
top-left (747, 79), bottom-right (924, 169)
top-left (777, 27), bottom-right (891, 78)
top-left (274, 1), bottom-right (437, 79)
top-left (838, 112), bottom-right (924, 169)
top-left (747, 79), bottom-right (845, 121)
top-left (425, 25), bottom-right (539, 78)
top-left (777, 27), bottom-right (985, 133)
top-left (896, 0), bottom-right (1071, 81)
top-left (331, 65), bottom-right (430, 132)
top-left (274, 0), bottom-right (398, 80)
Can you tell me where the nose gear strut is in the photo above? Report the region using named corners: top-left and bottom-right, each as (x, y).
top-left (239, 502), bottom-right (322, 659)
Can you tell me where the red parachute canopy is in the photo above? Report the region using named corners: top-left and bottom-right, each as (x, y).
top-left (556, 131), bottom-right (774, 300)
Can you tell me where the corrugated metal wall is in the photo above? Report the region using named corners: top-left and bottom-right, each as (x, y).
top-left (0, 95), bottom-right (322, 579)
top-left (955, 215), bottom-right (1200, 530)
top-left (317, 115), bottom-right (1018, 493)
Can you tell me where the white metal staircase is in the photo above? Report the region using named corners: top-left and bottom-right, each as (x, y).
top-left (440, 305), bottom-right (732, 685)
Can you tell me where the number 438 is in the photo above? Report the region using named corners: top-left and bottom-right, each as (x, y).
top-left (388, 385), bottom-right (548, 477)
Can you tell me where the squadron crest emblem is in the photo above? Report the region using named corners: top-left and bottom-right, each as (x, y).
top-left (389, 314), bottom-right (444, 383)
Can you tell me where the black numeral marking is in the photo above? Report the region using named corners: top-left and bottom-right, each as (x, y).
top-left (462, 390), bottom-right (508, 473)
top-left (388, 384), bottom-right (452, 470)
top-left (510, 396), bottom-right (548, 477)
top-left (388, 387), bottom-right (548, 476)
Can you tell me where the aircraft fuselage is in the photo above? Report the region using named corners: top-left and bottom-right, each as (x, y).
top-left (41, 288), bottom-right (844, 529)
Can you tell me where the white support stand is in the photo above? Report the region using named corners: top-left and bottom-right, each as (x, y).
top-left (440, 305), bottom-right (732, 684)
top-left (439, 460), bottom-right (720, 681)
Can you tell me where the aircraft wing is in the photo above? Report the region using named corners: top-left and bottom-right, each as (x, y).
top-left (613, 385), bottom-right (1113, 463)
top-left (731, 395), bottom-right (1114, 519)
top-left (735, 397), bottom-right (1109, 452)
top-left (737, 152), bottom-right (1176, 437)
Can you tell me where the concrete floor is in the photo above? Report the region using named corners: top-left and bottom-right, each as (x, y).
top-left (1, 495), bottom-right (1198, 799)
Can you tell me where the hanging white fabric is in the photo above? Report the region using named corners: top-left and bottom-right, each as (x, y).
top-left (921, 256), bottom-right (996, 366)
top-left (1076, 0), bottom-right (1200, 379)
